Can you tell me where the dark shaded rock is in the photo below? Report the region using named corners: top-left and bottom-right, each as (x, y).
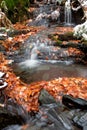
top-left (7, 29), bottom-right (30, 37)
top-left (58, 32), bottom-right (75, 41)
top-left (0, 113), bottom-right (23, 130)
top-left (0, 98), bottom-right (24, 129)
top-left (55, 42), bottom-right (78, 48)
top-left (78, 43), bottom-right (87, 54)
top-left (30, 0), bottom-right (34, 4)
top-left (72, 7), bottom-right (84, 25)
top-left (62, 95), bottom-right (87, 110)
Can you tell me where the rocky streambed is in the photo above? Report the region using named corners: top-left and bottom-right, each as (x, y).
top-left (0, 1), bottom-right (87, 130)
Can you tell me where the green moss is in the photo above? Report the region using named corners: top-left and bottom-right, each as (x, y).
top-left (58, 31), bottom-right (76, 41)
top-left (64, 32), bottom-right (74, 37)
top-left (52, 35), bottom-right (59, 41)
top-left (0, 0), bottom-right (30, 23)
top-left (63, 32), bottom-right (75, 40)
top-left (56, 40), bottom-right (62, 45)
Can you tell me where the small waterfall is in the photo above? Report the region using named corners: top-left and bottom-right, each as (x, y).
top-left (19, 34), bottom-right (73, 69)
top-left (64, 0), bottom-right (72, 26)
top-left (19, 36), bottom-right (53, 68)
top-left (30, 45), bottom-right (38, 60)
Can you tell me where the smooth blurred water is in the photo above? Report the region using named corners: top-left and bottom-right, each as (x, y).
top-left (64, 0), bottom-right (72, 26)
top-left (11, 60), bottom-right (87, 84)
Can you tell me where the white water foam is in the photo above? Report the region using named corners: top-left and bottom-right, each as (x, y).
top-left (19, 60), bottom-right (41, 68)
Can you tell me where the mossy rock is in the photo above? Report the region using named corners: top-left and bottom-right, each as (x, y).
top-left (58, 32), bottom-right (75, 41)
top-left (52, 35), bottom-right (59, 41)
top-left (56, 40), bottom-right (62, 45)
top-left (48, 34), bottom-right (59, 41)
top-left (48, 32), bottom-right (76, 42)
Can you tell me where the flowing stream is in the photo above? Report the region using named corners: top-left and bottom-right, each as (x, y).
top-left (2, 1), bottom-right (87, 130)
top-left (11, 33), bottom-right (87, 83)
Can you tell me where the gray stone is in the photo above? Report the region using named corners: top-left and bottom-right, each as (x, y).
top-left (39, 89), bottom-right (56, 104)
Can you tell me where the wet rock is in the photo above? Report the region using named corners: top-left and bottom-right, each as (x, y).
top-left (73, 111), bottom-right (87, 129)
top-left (62, 95), bottom-right (87, 109)
top-left (39, 89), bottom-right (56, 105)
top-left (47, 107), bottom-right (72, 130)
top-left (0, 114), bottom-right (23, 130)
top-left (38, 90), bottom-right (74, 130)
top-left (58, 32), bottom-right (75, 41)
top-left (7, 29), bottom-right (30, 37)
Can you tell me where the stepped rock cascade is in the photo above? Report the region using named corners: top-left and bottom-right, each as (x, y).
top-left (1, 1), bottom-right (87, 130)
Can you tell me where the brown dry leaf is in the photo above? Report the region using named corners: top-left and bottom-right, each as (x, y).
top-left (44, 78), bottom-right (87, 101)
top-left (68, 47), bottom-right (84, 56)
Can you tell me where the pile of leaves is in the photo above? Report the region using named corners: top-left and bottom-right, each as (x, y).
top-left (44, 77), bottom-right (87, 100)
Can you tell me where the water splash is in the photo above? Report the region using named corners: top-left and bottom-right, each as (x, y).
top-left (19, 60), bottom-right (39, 69)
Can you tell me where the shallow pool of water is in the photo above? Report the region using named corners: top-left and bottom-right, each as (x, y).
top-left (11, 59), bottom-right (87, 84)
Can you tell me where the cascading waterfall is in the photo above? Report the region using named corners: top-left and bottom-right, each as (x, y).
top-left (19, 36), bottom-right (53, 68)
top-left (19, 33), bottom-right (74, 69)
top-left (64, 0), bottom-right (72, 25)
